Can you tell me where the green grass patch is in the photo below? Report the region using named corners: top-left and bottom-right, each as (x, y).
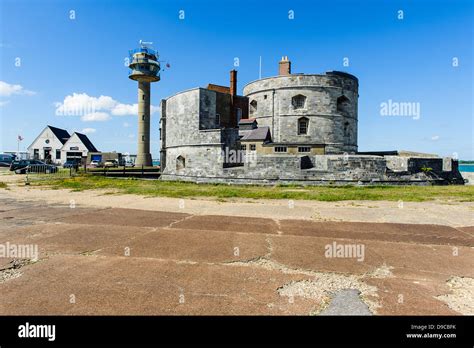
top-left (0, 182), bottom-right (7, 189)
top-left (30, 175), bottom-right (474, 202)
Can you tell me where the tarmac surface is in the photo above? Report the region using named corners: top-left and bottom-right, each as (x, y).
top-left (0, 193), bottom-right (473, 315)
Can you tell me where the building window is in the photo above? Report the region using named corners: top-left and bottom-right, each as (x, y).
top-left (176, 155), bottom-right (185, 170)
top-left (250, 100), bottom-right (257, 113)
top-left (298, 146), bottom-right (311, 153)
top-left (337, 95), bottom-right (351, 114)
top-left (264, 95), bottom-right (267, 99)
top-left (274, 146), bottom-right (287, 153)
top-left (33, 149), bottom-right (39, 159)
top-left (240, 144), bottom-right (247, 151)
top-left (292, 94), bottom-right (306, 109)
top-left (250, 144), bottom-right (256, 151)
top-left (344, 121), bottom-right (349, 136)
top-left (236, 108), bottom-right (242, 122)
top-left (298, 117), bottom-right (309, 135)
top-left (142, 114), bottom-right (145, 121)
top-left (56, 149), bottom-right (61, 159)
top-left (215, 113), bottom-right (220, 126)
top-left (142, 135), bottom-right (145, 141)
top-left (142, 94), bottom-right (145, 100)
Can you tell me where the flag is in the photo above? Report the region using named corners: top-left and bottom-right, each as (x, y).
top-left (18, 135), bottom-right (23, 141)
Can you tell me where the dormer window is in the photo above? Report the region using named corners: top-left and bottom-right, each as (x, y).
top-left (292, 94), bottom-right (306, 109)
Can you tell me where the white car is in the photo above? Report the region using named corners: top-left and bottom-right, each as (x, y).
top-left (90, 160), bottom-right (100, 168)
top-left (124, 160), bottom-right (135, 167)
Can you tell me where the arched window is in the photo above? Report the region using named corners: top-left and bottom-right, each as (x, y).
top-left (337, 95), bottom-right (351, 114)
top-left (176, 155), bottom-right (185, 170)
top-left (250, 100), bottom-right (257, 114)
top-left (292, 94), bottom-right (306, 109)
top-left (298, 117), bottom-right (309, 135)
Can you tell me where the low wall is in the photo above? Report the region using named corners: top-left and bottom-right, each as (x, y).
top-left (161, 154), bottom-right (464, 186)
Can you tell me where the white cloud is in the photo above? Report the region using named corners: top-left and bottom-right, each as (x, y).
top-left (431, 135), bottom-right (440, 141)
top-left (123, 122), bottom-right (130, 127)
top-left (128, 134), bottom-right (135, 138)
top-left (0, 81), bottom-right (36, 97)
top-left (0, 100), bottom-right (10, 107)
top-left (81, 112), bottom-right (111, 122)
top-left (81, 128), bottom-right (97, 134)
top-left (55, 92), bottom-right (159, 121)
top-left (112, 103), bottom-right (137, 116)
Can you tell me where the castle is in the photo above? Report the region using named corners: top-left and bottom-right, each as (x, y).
top-left (159, 57), bottom-right (463, 185)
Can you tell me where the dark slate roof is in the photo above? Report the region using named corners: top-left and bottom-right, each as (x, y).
top-left (48, 125), bottom-right (70, 144)
top-left (239, 118), bottom-right (257, 124)
top-left (74, 132), bottom-right (98, 152)
top-left (240, 126), bottom-right (271, 141)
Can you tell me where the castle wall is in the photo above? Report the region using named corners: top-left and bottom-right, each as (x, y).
top-left (243, 73), bottom-right (358, 154)
top-left (161, 88), bottom-right (240, 177)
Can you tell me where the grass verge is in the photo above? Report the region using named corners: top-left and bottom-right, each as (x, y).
top-left (31, 175), bottom-right (474, 202)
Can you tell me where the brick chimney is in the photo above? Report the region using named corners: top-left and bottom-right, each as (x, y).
top-left (230, 69), bottom-right (237, 96)
top-left (279, 56), bottom-right (291, 76)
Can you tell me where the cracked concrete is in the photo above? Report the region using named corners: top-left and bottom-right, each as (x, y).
top-left (0, 185), bottom-right (473, 315)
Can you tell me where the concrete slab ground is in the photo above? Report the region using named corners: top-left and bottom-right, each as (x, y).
top-left (0, 189), bottom-right (473, 315)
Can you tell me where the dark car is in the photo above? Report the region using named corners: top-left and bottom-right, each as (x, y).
top-left (10, 160), bottom-right (58, 174)
top-left (63, 160), bottom-right (80, 169)
top-left (0, 154), bottom-right (15, 167)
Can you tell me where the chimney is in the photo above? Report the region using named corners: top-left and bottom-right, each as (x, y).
top-left (279, 56), bottom-right (291, 76)
top-left (230, 69), bottom-right (237, 96)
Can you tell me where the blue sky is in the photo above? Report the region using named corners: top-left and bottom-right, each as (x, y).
top-left (0, 0), bottom-right (472, 159)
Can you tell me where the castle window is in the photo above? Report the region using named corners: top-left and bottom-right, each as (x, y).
top-left (337, 95), bottom-right (351, 114)
top-left (298, 117), bottom-right (309, 135)
top-left (292, 94), bottom-right (306, 109)
top-left (215, 113), bottom-right (220, 127)
top-left (176, 155), bottom-right (185, 170)
top-left (264, 95), bottom-right (268, 99)
top-left (274, 146), bottom-right (287, 153)
top-left (250, 144), bottom-right (256, 151)
top-left (298, 146), bottom-right (311, 153)
top-left (240, 144), bottom-right (247, 151)
top-left (250, 100), bottom-right (257, 114)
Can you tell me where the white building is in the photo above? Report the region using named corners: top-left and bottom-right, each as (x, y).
top-left (27, 125), bottom-right (97, 164)
top-left (60, 132), bottom-right (98, 164)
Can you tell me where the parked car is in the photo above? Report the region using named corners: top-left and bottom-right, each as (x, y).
top-left (89, 160), bottom-right (100, 168)
top-left (0, 154), bottom-right (15, 167)
top-left (104, 160), bottom-right (118, 168)
top-left (63, 160), bottom-right (80, 169)
top-left (10, 160), bottom-right (58, 174)
top-left (123, 160), bottom-right (135, 167)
